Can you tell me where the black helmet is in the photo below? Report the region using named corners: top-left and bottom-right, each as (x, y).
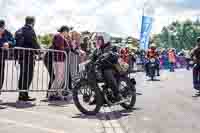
top-left (58, 25), bottom-right (72, 33)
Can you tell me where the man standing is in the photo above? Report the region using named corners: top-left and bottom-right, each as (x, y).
top-left (15, 16), bottom-right (40, 101)
top-left (191, 37), bottom-right (200, 94)
top-left (0, 20), bottom-right (15, 92)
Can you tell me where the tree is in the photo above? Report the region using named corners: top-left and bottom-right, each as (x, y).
top-left (38, 34), bottom-right (53, 47)
top-left (125, 36), bottom-right (139, 47)
top-left (154, 19), bottom-right (200, 50)
top-left (111, 37), bottom-right (123, 43)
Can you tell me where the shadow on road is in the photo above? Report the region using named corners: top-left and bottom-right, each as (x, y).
top-left (192, 93), bottom-right (200, 98)
top-left (136, 92), bottom-right (143, 96)
top-left (147, 79), bottom-right (161, 82)
top-left (40, 98), bottom-right (74, 107)
top-left (0, 101), bottom-right (36, 109)
top-left (72, 107), bottom-right (141, 121)
top-left (0, 106), bottom-right (6, 109)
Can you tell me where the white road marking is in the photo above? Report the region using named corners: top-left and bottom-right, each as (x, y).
top-left (0, 118), bottom-right (66, 133)
top-left (2, 107), bottom-right (73, 121)
top-left (142, 117), bottom-right (151, 121)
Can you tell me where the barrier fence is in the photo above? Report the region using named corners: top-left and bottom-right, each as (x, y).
top-left (0, 47), bottom-right (146, 94)
top-left (1, 47), bottom-right (131, 94)
top-left (0, 47), bottom-right (74, 93)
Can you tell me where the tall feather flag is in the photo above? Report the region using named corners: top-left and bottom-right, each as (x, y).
top-left (139, 15), bottom-right (153, 50)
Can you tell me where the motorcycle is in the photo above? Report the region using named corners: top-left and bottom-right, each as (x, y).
top-left (147, 58), bottom-right (157, 80)
top-left (72, 52), bottom-right (136, 115)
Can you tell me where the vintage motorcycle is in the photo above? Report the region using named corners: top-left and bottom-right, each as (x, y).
top-left (72, 52), bottom-right (137, 115)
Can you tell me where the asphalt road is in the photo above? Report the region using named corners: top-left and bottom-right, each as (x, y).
top-left (110, 69), bottom-right (200, 133)
top-left (0, 68), bottom-right (200, 133)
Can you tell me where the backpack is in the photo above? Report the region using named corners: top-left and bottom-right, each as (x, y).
top-left (15, 28), bottom-right (25, 47)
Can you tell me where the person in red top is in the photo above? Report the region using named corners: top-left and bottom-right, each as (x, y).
top-left (146, 46), bottom-right (159, 59)
top-left (145, 44), bottom-right (160, 76)
top-left (168, 48), bottom-right (176, 72)
top-left (120, 48), bottom-right (129, 63)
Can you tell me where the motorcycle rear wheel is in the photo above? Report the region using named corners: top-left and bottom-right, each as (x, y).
top-left (119, 77), bottom-right (136, 110)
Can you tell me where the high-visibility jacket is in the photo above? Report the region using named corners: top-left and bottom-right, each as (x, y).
top-left (147, 49), bottom-right (158, 58)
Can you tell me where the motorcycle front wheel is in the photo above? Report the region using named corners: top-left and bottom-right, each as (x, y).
top-left (72, 79), bottom-right (103, 115)
top-left (149, 67), bottom-right (155, 81)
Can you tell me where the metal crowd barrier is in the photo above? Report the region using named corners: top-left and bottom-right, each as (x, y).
top-left (69, 52), bottom-right (80, 78)
top-left (0, 47), bottom-right (137, 94)
top-left (0, 47), bottom-right (69, 93)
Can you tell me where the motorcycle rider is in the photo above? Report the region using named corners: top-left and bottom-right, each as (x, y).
top-left (191, 37), bottom-right (200, 93)
top-left (90, 35), bottom-right (122, 103)
top-left (145, 44), bottom-right (160, 76)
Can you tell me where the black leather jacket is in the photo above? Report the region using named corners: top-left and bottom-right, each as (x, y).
top-left (90, 43), bottom-right (118, 69)
top-left (17, 25), bottom-right (40, 49)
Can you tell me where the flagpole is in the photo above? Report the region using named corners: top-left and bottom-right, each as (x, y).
top-left (142, 6), bottom-right (145, 17)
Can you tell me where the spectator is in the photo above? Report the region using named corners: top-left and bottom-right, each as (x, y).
top-left (120, 48), bottom-right (126, 62)
top-left (168, 48), bottom-right (176, 72)
top-left (0, 20), bottom-right (15, 93)
top-left (43, 44), bottom-right (55, 98)
top-left (128, 50), bottom-right (136, 71)
top-left (124, 47), bottom-right (129, 63)
top-left (15, 16), bottom-right (40, 101)
top-left (47, 29), bottom-right (86, 100)
top-left (96, 36), bottom-right (104, 49)
top-left (70, 31), bottom-right (81, 50)
top-left (47, 25), bottom-right (70, 100)
top-left (69, 31), bottom-right (86, 92)
top-left (70, 31), bottom-right (86, 62)
top-left (80, 37), bottom-right (90, 54)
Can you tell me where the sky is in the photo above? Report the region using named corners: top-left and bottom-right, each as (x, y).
top-left (0, 0), bottom-right (200, 38)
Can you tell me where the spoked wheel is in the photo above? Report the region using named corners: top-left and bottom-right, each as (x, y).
top-left (72, 79), bottom-right (103, 115)
top-left (119, 77), bottom-right (136, 110)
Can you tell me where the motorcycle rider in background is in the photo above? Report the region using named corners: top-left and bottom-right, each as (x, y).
top-left (145, 44), bottom-right (160, 76)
